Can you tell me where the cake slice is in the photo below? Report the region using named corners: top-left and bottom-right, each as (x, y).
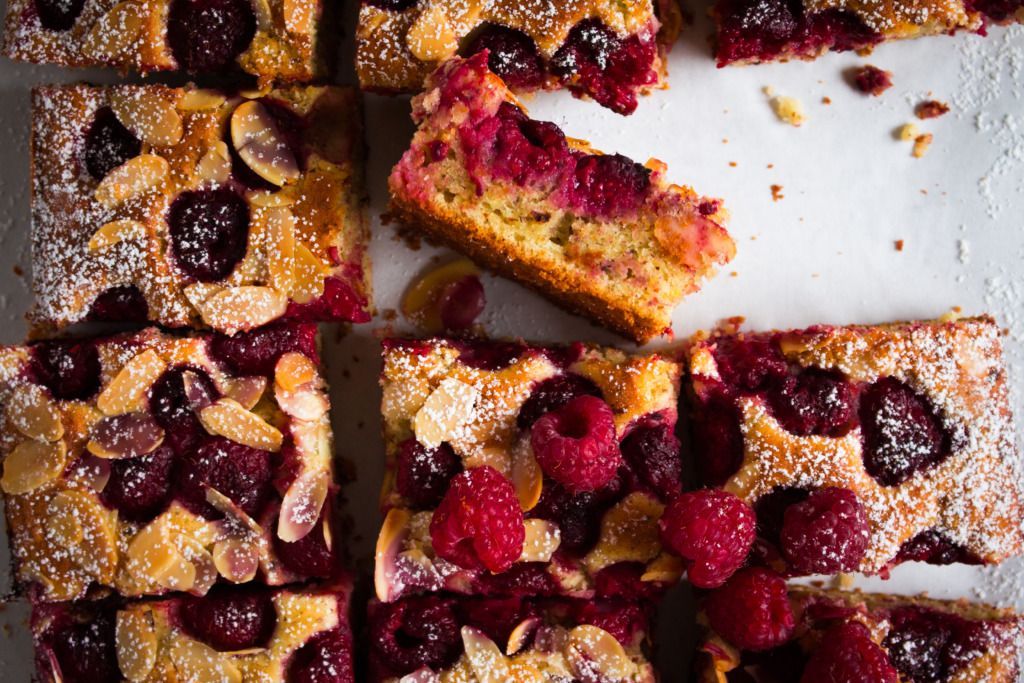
top-left (356, 0), bottom-right (683, 115)
top-left (389, 53), bottom-right (735, 344)
top-left (375, 337), bottom-right (686, 603)
top-left (31, 580), bottom-right (354, 683)
top-left (713, 0), bottom-right (1022, 66)
top-left (369, 594), bottom-right (656, 681)
top-left (0, 325), bottom-right (340, 602)
top-left (679, 315), bottom-right (1023, 578)
top-left (30, 83), bottom-right (370, 337)
top-left (4, 0), bottom-right (328, 84)
top-left (696, 581), bottom-right (1023, 682)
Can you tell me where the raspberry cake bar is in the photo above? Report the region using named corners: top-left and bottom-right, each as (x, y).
top-left (4, 0), bottom-right (328, 84)
top-left (369, 595), bottom-right (656, 681)
top-left (376, 337), bottom-right (686, 602)
top-left (680, 315), bottom-right (1023, 579)
top-left (30, 83), bottom-right (370, 336)
top-left (696, 580), bottom-right (1023, 682)
top-left (32, 580), bottom-right (354, 683)
top-left (0, 325), bottom-right (339, 601)
top-left (356, 0), bottom-right (683, 115)
top-left (713, 0), bottom-right (1023, 66)
top-left (389, 54), bottom-right (735, 343)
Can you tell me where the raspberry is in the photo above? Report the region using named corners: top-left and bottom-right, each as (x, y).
top-left (394, 439), bottom-right (461, 509)
top-left (84, 107), bottom-right (141, 180)
top-left (180, 586), bottom-right (277, 651)
top-left (167, 0), bottom-right (256, 73)
top-left (574, 601), bottom-right (648, 646)
top-left (282, 277), bottom-right (372, 324)
top-left (87, 285), bottom-right (149, 322)
top-left (272, 516), bottom-right (336, 578)
top-left (46, 610), bottom-right (118, 683)
top-left (149, 366), bottom-right (219, 453)
top-left (476, 102), bottom-right (572, 188)
top-left (457, 597), bottom-right (530, 647)
top-left (461, 24), bottom-right (545, 90)
top-left (286, 628), bottom-right (353, 683)
top-left (801, 622), bottom-right (898, 683)
top-left (429, 466), bottom-right (525, 573)
top-left (884, 606), bottom-right (990, 682)
top-left (100, 445), bottom-right (174, 522)
top-left (766, 369), bottom-right (857, 437)
top-left (894, 529), bottom-right (980, 566)
top-left (853, 65), bottom-right (893, 96)
top-left (659, 489), bottom-right (755, 588)
top-left (209, 322), bottom-right (318, 376)
top-left (34, 0), bottom-right (87, 30)
top-left (30, 339), bottom-right (101, 401)
top-left (566, 153), bottom-right (652, 218)
top-left (530, 395), bottom-right (621, 493)
top-left (471, 562), bottom-right (558, 596)
top-left (370, 597), bottom-right (461, 676)
top-left (517, 374), bottom-right (602, 430)
top-left (691, 389), bottom-right (745, 486)
top-left (712, 337), bottom-right (788, 392)
top-left (174, 436), bottom-right (272, 519)
top-left (620, 421), bottom-right (682, 500)
top-left (593, 563), bottom-right (664, 600)
top-left (780, 487), bottom-right (869, 574)
top-left (168, 188), bottom-right (250, 282)
top-left (530, 480), bottom-right (614, 553)
top-left (705, 567), bottom-right (795, 651)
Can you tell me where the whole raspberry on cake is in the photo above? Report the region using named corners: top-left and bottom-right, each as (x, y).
top-left (389, 53), bottom-right (735, 343)
top-left (356, 0), bottom-right (684, 115)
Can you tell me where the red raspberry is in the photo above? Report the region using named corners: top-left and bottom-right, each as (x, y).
top-left (705, 567), bottom-right (795, 651)
top-left (530, 395), bottom-right (621, 493)
top-left (430, 466), bottom-right (525, 573)
top-left (780, 487), bottom-right (869, 574)
top-left (801, 621), bottom-right (898, 683)
top-left (659, 489), bottom-right (755, 589)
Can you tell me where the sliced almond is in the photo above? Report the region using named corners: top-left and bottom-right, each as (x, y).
top-left (178, 536), bottom-right (218, 596)
top-left (179, 89), bottom-right (227, 112)
top-left (374, 508), bottom-right (410, 602)
top-left (277, 469), bottom-right (329, 543)
top-left (126, 521), bottom-right (196, 590)
top-left (584, 492), bottom-right (665, 574)
top-left (252, 0), bottom-right (273, 30)
top-left (110, 89), bottom-right (183, 147)
top-left (230, 100), bottom-right (300, 187)
top-left (181, 370), bottom-right (216, 412)
top-left (406, 4), bottom-right (458, 61)
top-left (414, 378), bottom-right (480, 449)
top-left (291, 243), bottom-right (326, 304)
top-left (97, 349), bottom-right (167, 416)
top-left (198, 286), bottom-right (288, 335)
top-left (184, 281), bottom-right (223, 310)
top-left (169, 635), bottom-right (242, 683)
top-left (221, 376), bottom-right (267, 411)
top-left (82, 1), bottom-right (146, 61)
top-left (206, 487), bottom-right (263, 533)
top-left (7, 384), bottom-right (63, 442)
top-left (213, 538), bottom-right (260, 583)
top-left (566, 625), bottom-right (634, 682)
top-left (275, 386), bottom-right (328, 421)
top-left (87, 413), bottom-right (165, 459)
top-left (116, 609), bottom-right (158, 682)
top-left (265, 206), bottom-right (296, 295)
top-left (511, 439), bottom-right (542, 512)
top-left (196, 141), bottom-right (232, 185)
top-left (1, 440), bottom-right (67, 495)
top-left (461, 627), bottom-right (512, 683)
top-left (284, 0), bottom-right (314, 34)
top-left (247, 189), bottom-right (295, 208)
top-left (88, 219), bottom-right (147, 252)
top-left (275, 352), bottom-right (319, 393)
top-left (519, 519), bottom-right (560, 563)
top-left (49, 490), bottom-right (118, 576)
top-left (506, 617), bottom-right (540, 656)
top-left (94, 154), bottom-right (169, 209)
top-left (199, 398), bottom-right (283, 451)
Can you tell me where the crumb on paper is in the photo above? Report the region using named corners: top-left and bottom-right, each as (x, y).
top-left (853, 64), bottom-right (893, 95)
top-left (822, 96), bottom-right (832, 105)
top-left (855, 46), bottom-right (874, 56)
top-left (833, 573), bottom-right (856, 590)
top-left (722, 138), bottom-right (728, 144)
top-left (729, 161), bottom-right (737, 167)
top-left (916, 100), bottom-right (950, 119)
top-left (762, 85), bottom-right (775, 96)
top-left (730, 271), bottom-right (738, 277)
top-left (913, 133), bottom-right (934, 158)
top-left (770, 95), bottom-right (806, 126)
top-left (770, 184), bottom-right (784, 201)
top-left (897, 123), bottom-right (920, 141)
top-left (894, 239), bottom-right (905, 251)
top-left (12, 265), bottom-right (23, 277)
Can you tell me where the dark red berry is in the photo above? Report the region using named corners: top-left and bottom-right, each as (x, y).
top-left (853, 65), bottom-right (893, 96)
top-left (394, 439), bottom-right (461, 509)
top-left (462, 25), bottom-right (545, 90)
top-left (470, 562), bottom-right (558, 596)
top-left (766, 369), bottom-right (856, 437)
top-left (593, 562), bottom-right (664, 600)
top-left (287, 628), bottom-right (353, 683)
top-left (47, 609), bottom-right (118, 683)
top-left (753, 486), bottom-right (810, 545)
top-left (884, 606), bottom-right (990, 682)
top-left (362, 0), bottom-right (416, 9)
top-left (860, 377), bottom-right (950, 486)
top-left (780, 487), bottom-right (869, 574)
top-left (429, 466), bottom-right (525, 573)
top-left (659, 489), bottom-right (755, 588)
top-left (30, 339), bottom-right (101, 401)
top-left (370, 597), bottom-right (462, 676)
top-left (691, 389), bottom-right (745, 486)
top-left (87, 285), bottom-right (149, 322)
top-left (894, 529), bottom-right (981, 566)
top-left (530, 482), bottom-right (606, 554)
top-left (705, 567), bottom-right (795, 651)
top-left (715, 0), bottom-right (798, 65)
top-left (517, 374), bottom-right (602, 430)
top-left (971, 0), bottom-right (1024, 20)
top-left (712, 337), bottom-right (788, 392)
top-left (574, 600), bottom-right (648, 647)
top-left (100, 445), bottom-right (174, 522)
top-left (282, 277), bottom-right (372, 324)
top-left (620, 421), bottom-right (682, 500)
top-left (567, 153), bottom-right (651, 218)
top-left (209, 322), bottom-right (318, 376)
top-left (456, 597), bottom-right (529, 647)
top-left (272, 516), bottom-right (336, 578)
top-left (84, 107), bottom-right (141, 180)
top-left (180, 586), bottom-right (277, 651)
top-left (802, 621), bottom-right (898, 683)
top-left (438, 275), bottom-right (485, 331)
top-left (455, 340), bottom-right (527, 370)
top-left (34, 0), bottom-right (86, 30)
top-left (167, 0), bottom-right (256, 72)
top-left (175, 436), bottom-right (272, 519)
top-left (473, 102), bottom-right (572, 188)
top-left (531, 395), bottom-right (621, 493)
top-left (149, 366), bottom-right (218, 453)
top-left (168, 187), bottom-right (250, 282)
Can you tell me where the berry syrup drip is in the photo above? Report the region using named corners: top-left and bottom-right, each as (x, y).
top-left (167, 0), bottom-right (257, 73)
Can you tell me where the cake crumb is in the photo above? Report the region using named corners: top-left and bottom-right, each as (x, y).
top-left (916, 100), bottom-right (950, 119)
top-left (913, 133), bottom-right (934, 158)
top-left (12, 265), bottom-right (23, 277)
top-left (897, 123), bottom-right (920, 141)
top-left (833, 573), bottom-right (857, 590)
top-left (770, 184), bottom-right (784, 201)
top-left (853, 65), bottom-right (893, 96)
top-left (821, 96), bottom-right (832, 105)
top-left (770, 95), bottom-right (806, 126)
top-left (894, 239), bottom-right (905, 251)
top-left (729, 161), bottom-right (737, 167)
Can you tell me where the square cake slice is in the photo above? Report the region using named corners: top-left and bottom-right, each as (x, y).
top-left (712, 0), bottom-right (1022, 66)
top-left (0, 325), bottom-right (340, 602)
top-left (697, 583), bottom-right (1023, 682)
top-left (4, 0), bottom-right (328, 84)
top-left (375, 337), bottom-right (685, 603)
top-left (31, 579), bottom-right (354, 683)
top-left (368, 595), bottom-right (656, 682)
top-left (682, 315), bottom-right (1023, 577)
top-left (388, 54), bottom-right (735, 344)
top-left (30, 83), bottom-right (370, 337)
top-left (356, 0), bottom-right (683, 115)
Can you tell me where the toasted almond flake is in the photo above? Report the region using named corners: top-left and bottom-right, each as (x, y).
top-left (94, 155), bottom-right (169, 208)
top-left (116, 610), bottom-right (158, 682)
top-left (88, 219), bottom-right (147, 252)
top-left (49, 490), bottom-right (118, 574)
top-left (275, 352), bottom-right (319, 393)
top-left (181, 371), bottom-right (215, 412)
top-left (200, 398), bottom-right (283, 451)
top-left (407, 4), bottom-right (458, 61)
top-left (414, 378), bottom-right (480, 449)
top-left (511, 440), bottom-right (542, 512)
top-left (179, 536), bottom-right (218, 595)
top-left (247, 189), bottom-right (295, 207)
top-left (519, 519), bottom-right (560, 563)
top-left (97, 349), bottom-right (167, 416)
top-left (462, 627), bottom-right (512, 683)
top-left (198, 286), bottom-right (288, 335)
top-left (213, 538), bottom-right (260, 583)
top-left (169, 635), bottom-right (242, 683)
top-left (584, 492), bottom-right (664, 573)
top-left (82, 1), bottom-right (146, 61)
top-left (283, 0), bottom-right (314, 33)
top-left (275, 385), bottom-right (329, 421)
top-left (127, 522), bottom-right (195, 590)
top-left (87, 413), bottom-right (165, 459)
top-left (230, 101), bottom-right (300, 187)
top-left (110, 90), bottom-right (183, 147)
top-left (277, 469), bottom-right (329, 543)
top-left (196, 141), bottom-right (232, 185)
top-left (183, 282), bottom-right (223, 310)
top-left (179, 89), bottom-right (227, 112)
top-left (566, 625), bottom-right (634, 681)
top-left (291, 243), bottom-right (326, 304)
top-left (252, 0), bottom-right (273, 30)
top-left (266, 206), bottom-right (296, 294)
top-left (7, 384), bottom-right (63, 442)
top-left (506, 618), bottom-right (540, 656)
top-left (1, 440), bottom-right (67, 495)
top-left (206, 487), bottom-right (263, 533)
top-left (222, 376), bottom-right (267, 410)
top-left (374, 508), bottom-right (411, 602)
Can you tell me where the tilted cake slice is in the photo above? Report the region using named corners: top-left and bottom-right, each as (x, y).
top-left (30, 83), bottom-right (370, 336)
top-left (389, 53), bottom-right (735, 344)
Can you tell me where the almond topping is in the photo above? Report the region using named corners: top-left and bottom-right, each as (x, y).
top-left (1, 440), bottom-right (67, 495)
top-left (284, 0), bottom-right (314, 34)
top-left (265, 206), bottom-right (296, 295)
top-left (126, 521), bottom-right (195, 590)
top-left (49, 490), bottom-right (118, 575)
top-left (230, 100), bottom-right (300, 187)
top-left (88, 219), bottom-right (147, 252)
top-left (179, 89), bottom-right (226, 112)
top-left (461, 627), bottom-right (512, 683)
top-left (213, 539), bottom-right (260, 583)
top-left (511, 440), bottom-right (542, 512)
top-left (199, 398), bottom-right (283, 451)
top-left (206, 487), bottom-right (263, 533)
top-left (87, 413), bottom-right (165, 459)
top-left (183, 282), bottom-right (223, 310)
top-left (110, 89), bottom-right (183, 147)
top-left (519, 519), bottom-right (560, 563)
top-left (566, 625), bottom-right (634, 681)
top-left (181, 370), bottom-right (216, 412)
top-left (221, 376), bottom-right (267, 411)
top-left (291, 243), bottom-right (326, 304)
top-left (196, 141), bottom-right (232, 185)
top-left (179, 536), bottom-right (218, 595)
top-left (116, 610), bottom-right (158, 682)
top-left (277, 469), bottom-right (329, 543)
top-left (506, 618), bottom-right (540, 656)
top-left (7, 384), bottom-right (63, 442)
top-left (97, 349), bottom-right (167, 416)
top-left (94, 154), bottom-right (169, 208)
top-left (407, 4), bottom-right (458, 61)
top-left (414, 378), bottom-right (480, 449)
top-left (275, 352), bottom-right (319, 393)
top-left (252, 0), bottom-right (273, 30)
top-left (275, 385), bottom-right (329, 421)
top-left (82, 1), bottom-right (146, 61)
top-left (169, 635), bottom-right (242, 683)
top-left (374, 508), bottom-right (411, 603)
top-left (247, 189), bottom-right (295, 207)
top-left (584, 492), bottom-right (664, 573)
top-left (198, 286), bottom-right (288, 335)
